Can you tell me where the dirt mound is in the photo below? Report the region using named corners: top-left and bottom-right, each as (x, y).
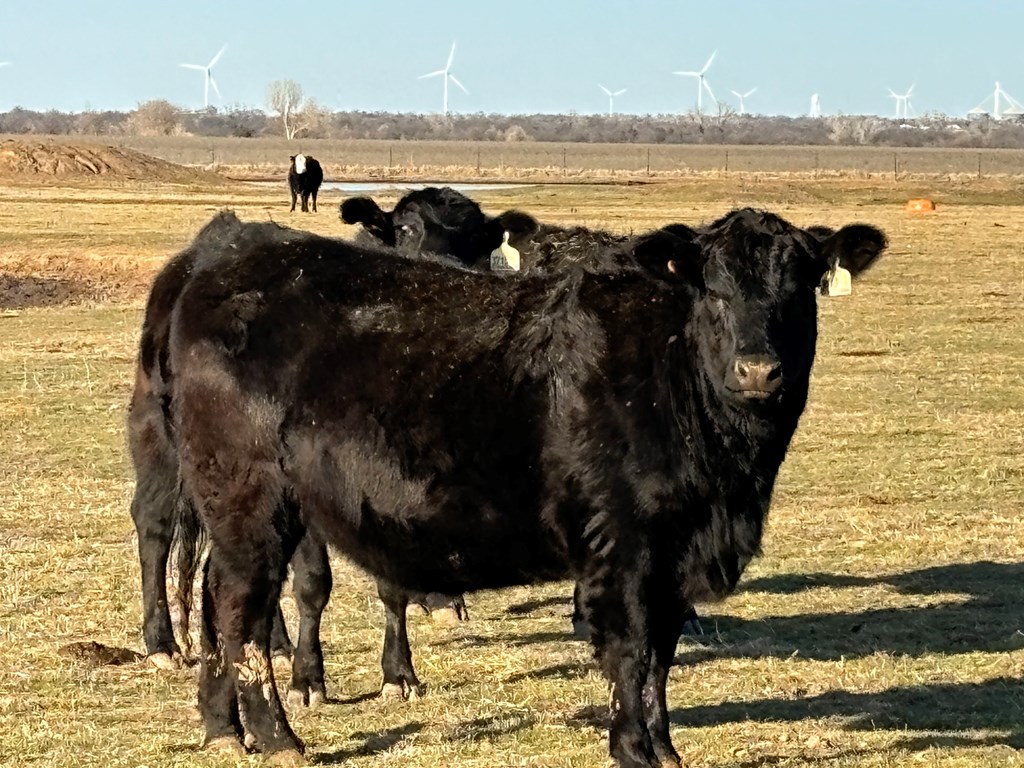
top-left (0, 139), bottom-right (222, 183)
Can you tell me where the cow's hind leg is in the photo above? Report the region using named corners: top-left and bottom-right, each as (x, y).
top-left (271, 604), bottom-right (294, 660)
top-left (200, 540), bottom-right (305, 760)
top-left (287, 532), bottom-right (332, 709)
top-left (198, 555), bottom-right (243, 751)
top-left (377, 580), bottom-right (424, 701)
top-left (129, 409), bottom-right (183, 668)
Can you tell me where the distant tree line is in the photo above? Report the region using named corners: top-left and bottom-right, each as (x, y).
top-left (6, 80), bottom-right (1024, 149)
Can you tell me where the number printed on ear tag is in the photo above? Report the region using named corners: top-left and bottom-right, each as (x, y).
top-left (823, 265), bottom-right (852, 297)
top-left (490, 231), bottom-right (521, 273)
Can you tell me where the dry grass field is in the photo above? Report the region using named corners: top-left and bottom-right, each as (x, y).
top-left (1, 153), bottom-right (1023, 767)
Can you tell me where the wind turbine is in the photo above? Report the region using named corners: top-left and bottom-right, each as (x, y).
top-left (888, 84), bottom-right (915, 119)
top-left (673, 50), bottom-right (717, 113)
top-left (968, 81), bottom-right (1024, 120)
top-left (810, 93), bottom-right (822, 118)
top-left (418, 41), bottom-right (468, 116)
top-left (599, 84), bottom-right (626, 116)
top-left (730, 87), bottom-right (756, 114)
top-left (180, 44), bottom-right (227, 109)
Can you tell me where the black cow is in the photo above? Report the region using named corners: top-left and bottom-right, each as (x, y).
top-left (288, 154), bottom-right (323, 213)
top-left (127, 213), bottom-right (472, 705)
top-left (167, 208), bottom-right (886, 765)
top-left (341, 185), bottom-right (508, 267)
top-left (343, 187), bottom-right (706, 637)
top-left (127, 218), bottom-right (334, 704)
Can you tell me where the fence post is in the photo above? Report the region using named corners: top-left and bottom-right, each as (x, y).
top-left (646, 147), bottom-right (651, 176)
top-left (893, 152), bottom-right (898, 181)
top-left (978, 152), bottom-right (982, 179)
top-left (814, 151), bottom-right (819, 179)
top-left (389, 146), bottom-right (393, 169)
top-left (725, 149), bottom-right (729, 174)
top-left (477, 149), bottom-right (481, 175)
top-left (563, 147), bottom-right (567, 176)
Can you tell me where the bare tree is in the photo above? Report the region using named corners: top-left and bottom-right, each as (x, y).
top-left (128, 100), bottom-right (181, 136)
top-left (266, 80), bottom-right (304, 140)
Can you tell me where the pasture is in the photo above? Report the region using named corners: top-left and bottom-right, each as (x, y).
top-left (0, 165), bottom-right (1023, 767)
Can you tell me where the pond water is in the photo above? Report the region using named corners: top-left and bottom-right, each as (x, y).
top-left (249, 181), bottom-right (532, 194)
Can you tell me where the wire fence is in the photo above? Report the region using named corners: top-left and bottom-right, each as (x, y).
top-left (27, 135), bottom-right (1024, 179)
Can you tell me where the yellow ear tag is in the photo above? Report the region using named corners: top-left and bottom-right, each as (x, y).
top-left (490, 231), bottom-right (521, 272)
top-left (823, 265), bottom-right (852, 297)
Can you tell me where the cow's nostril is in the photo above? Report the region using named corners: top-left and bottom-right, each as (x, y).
top-left (732, 356), bottom-right (783, 394)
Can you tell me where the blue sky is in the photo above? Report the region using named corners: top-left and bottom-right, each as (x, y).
top-left (0, 1), bottom-right (1020, 117)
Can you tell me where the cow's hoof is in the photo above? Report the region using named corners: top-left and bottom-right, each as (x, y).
top-left (380, 680), bottom-right (423, 701)
top-left (430, 607), bottom-right (462, 626)
top-left (268, 748), bottom-right (307, 767)
top-left (272, 646), bottom-right (294, 662)
top-left (572, 619), bottom-right (592, 641)
top-left (380, 683), bottom-right (406, 702)
top-left (204, 735), bottom-right (245, 756)
top-left (147, 652), bottom-right (181, 670)
top-left (286, 688), bottom-right (306, 710)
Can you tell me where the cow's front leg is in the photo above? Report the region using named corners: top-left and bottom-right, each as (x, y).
top-left (642, 593), bottom-right (687, 768)
top-left (579, 561), bottom-right (659, 768)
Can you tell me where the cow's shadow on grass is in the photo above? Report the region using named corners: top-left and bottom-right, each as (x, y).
top-left (440, 561), bottom-right (1023, 664)
top-left (688, 560), bottom-right (1024, 664)
top-left (503, 595), bottom-right (574, 616)
top-left (565, 678), bottom-right (1024, 755)
top-left (312, 722), bottom-right (424, 764)
top-left (670, 677), bottom-right (1024, 752)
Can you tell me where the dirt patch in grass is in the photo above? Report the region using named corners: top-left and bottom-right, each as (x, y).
top-left (0, 138), bottom-right (226, 185)
top-left (0, 274), bottom-right (90, 309)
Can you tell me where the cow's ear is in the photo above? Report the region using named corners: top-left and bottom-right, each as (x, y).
top-left (340, 197), bottom-right (394, 244)
top-left (632, 226), bottom-right (705, 287)
top-left (495, 210), bottom-right (540, 248)
top-left (817, 224), bottom-right (888, 279)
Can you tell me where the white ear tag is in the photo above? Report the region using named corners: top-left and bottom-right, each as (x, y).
top-left (490, 231), bottom-right (521, 273)
top-left (823, 264), bottom-right (852, 297)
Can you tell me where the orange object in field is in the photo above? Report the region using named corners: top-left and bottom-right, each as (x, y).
top-left (906, 198), bottom-right (936, 212)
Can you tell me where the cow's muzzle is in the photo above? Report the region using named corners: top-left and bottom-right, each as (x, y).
top-left (728, 355), bottom-right (783, 400)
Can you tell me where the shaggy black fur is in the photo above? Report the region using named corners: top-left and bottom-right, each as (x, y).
top-left (127, 213), bottom-right (463, 706)
top-left (167, 208), bottom-right (886, 765)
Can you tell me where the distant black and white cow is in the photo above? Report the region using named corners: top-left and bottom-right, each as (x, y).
top-left (288, 154), bottom-right (323, 212)
top-left (167, 208), bottom-right (886, 765)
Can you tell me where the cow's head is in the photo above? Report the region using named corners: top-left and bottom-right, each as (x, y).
top-left (292, 154), bottom-right (307, 174)
top-left (634, 209), bottom-right (886, 413)
top-left (341, 187), bottom-right (538, 268)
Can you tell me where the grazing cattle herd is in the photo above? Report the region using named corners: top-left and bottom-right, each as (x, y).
top-left (122, 158), bottom-right (894, 767)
